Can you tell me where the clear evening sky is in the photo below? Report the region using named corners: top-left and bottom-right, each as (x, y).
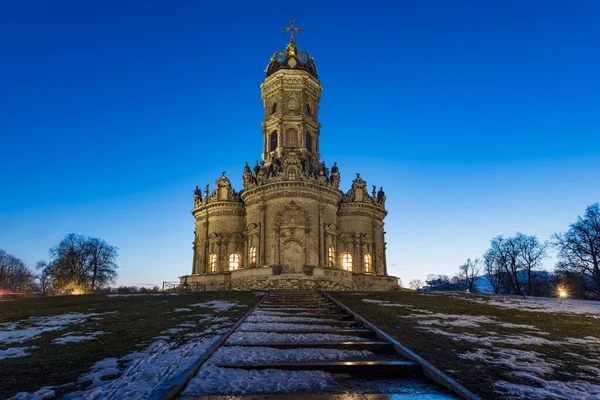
top-left (1, 1), bottom-right (599, 287)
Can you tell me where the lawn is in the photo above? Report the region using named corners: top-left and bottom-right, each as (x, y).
top-left (329, 291), bottom-right (600, 400)
top-left (0, 291), bottom-right (261, 399)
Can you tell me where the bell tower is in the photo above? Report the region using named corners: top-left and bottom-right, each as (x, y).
top-left (260, 20), bottom-right (323, 164)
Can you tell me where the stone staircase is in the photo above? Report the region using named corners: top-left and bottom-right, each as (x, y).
top-left (178, 290), bottom-right (460, 398)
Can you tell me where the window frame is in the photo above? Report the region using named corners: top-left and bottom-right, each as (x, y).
top-left (328, 246), bottom-right (335, 268)
top-left (229, 253), bottom-right (241, 271)
top-left (342, 253), bottom-right (353, 271)
top-left (270, 131), bottom-right (278, 151)
top-left (305, 131), bottom-right (312, 153)
top-left (209, 253), bottom-right (218, 273)
top-left (364, 253), bottom-right (372, 273)
top-left (249, 246), bottom-right (257, 267)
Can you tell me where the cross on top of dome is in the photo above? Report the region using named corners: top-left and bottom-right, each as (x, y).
top-left (282, 20), bottom-right (303, 43)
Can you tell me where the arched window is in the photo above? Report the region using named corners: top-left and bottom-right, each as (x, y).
top-left (229, 253), bottom-right (240, 271)
top-left (209, 253), bottom-right (218, 273)
top-left (270, 131), bottom-right (278, 151)
top-left (305, 132), bottom-right (312, 153)
top-left (285, 128), bottom-right (298, 147)
top-left (271, 102), bottom-right (277, 114)
top-left (249, 246), bottom-right (257, 266)
top-left (287, 169), bottom-right (296, 180)
top-left (328, 246), bottom-right (335, 268)
top-left (364, 254), bottom-right (372, 273)
top-left (342, 253), bottom-right (352, 271)
top-left (305, 103), bottom-right (312, 116)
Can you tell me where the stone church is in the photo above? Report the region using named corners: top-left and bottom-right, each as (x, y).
top-left (180, 23), bottom-right (399, 291)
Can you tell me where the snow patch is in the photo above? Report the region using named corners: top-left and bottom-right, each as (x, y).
top-left (0, 312), bottom-right (113, 345)
top-left (210, 346), bottom-right (374, 365)
top-left (0, 346), bottom-right (31, 360)
top-left (189, 300), bottom-right (240, 311)
top-left (226, 332), bottom-right (369, 344)
top-left (52, 331), bottom-right (109, 345)
top-left (239, 322), bottom-right (339, 331)
top-left (183, 367), bottom-right (335, 396)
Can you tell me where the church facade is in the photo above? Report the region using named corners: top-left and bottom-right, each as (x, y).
top-left (180, 28), bottom-right (399, 291)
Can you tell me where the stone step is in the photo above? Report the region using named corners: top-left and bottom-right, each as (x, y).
top-left (255, 313), bottom-right (352, 320)
top-left (236, 328), bottom-right (377, 337)
top-left (248, 320), bottom-right (359, 326)
top-left (261, 301), bottom-right (331, 308)
top-left (213, 360), bottom-right (420, 377)
top-left (222, 341), bottom-right (394, 352)
top-left (258, 307), bottom-right (343, 313)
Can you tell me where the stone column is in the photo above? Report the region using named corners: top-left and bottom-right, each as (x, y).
top-left (372, 220), bottom-right (377, 275)
top-left (353, 234), bottom-right (360, 273)
top-left (244, 235), bottom-right (249, 268)
top-left (275, 226), bottom-right (281, 264)
top-left (304, 228), bottom-right (311, 266)
top-left (260, 205), bottom-right (266, 265)
top-left (359, 236), bottom-right (364, 274)
top-left (218, 238), bottom-right (224, 272)
top-left (192, 241), bottom-right (197, 275)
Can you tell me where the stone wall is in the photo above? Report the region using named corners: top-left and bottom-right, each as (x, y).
top-left (182, 266), bottom-right (399, 291)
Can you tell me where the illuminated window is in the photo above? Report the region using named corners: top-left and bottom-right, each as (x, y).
top-left (305, 132), bottom-right (312, 152)
top-left (209, 253), bottom-right (218, 273)
top-left (288, 169), bottom-right (296, 180)
top-left (249, 246), bottom-right (257, 266)
top-left (342, 253), bottom-right (352, 271)
top-left (270, 131), bottom-right (278, 151)
top-left (285, 128), bottom-right (298, 147)
top-left (364, 254), bottom-right (372, 273)
top-left (229, 253), bottom-right (240, 270)
top-left (328, 246), bottom-right (335, 267)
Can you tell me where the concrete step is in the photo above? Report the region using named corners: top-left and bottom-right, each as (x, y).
top-left (261, 301), bottom-right (332, 308)
top-left (213, 360), bottom-right (421, 377)
top-left (222, 341), bottom-right (394, 352)
top-left (258, 308), bottom-right (343, 314)
top-left (255, 313), bottom-right (353, 320)
top-left (236, 328), bottom-right (377, 337)
top-left (247, 320), bottom-right (359, 326)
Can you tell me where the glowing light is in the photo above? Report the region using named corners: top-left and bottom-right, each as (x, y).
top-left (558, 287), bottom-right (568, 299)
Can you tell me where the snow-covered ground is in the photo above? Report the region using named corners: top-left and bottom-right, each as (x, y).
top-left (52, 331), bottom-right (108, 345)
top-left (458, 294), bottom-right (600, 317)
top-left (226, 332), bottom-right (370, 344)
top-left (360, 295), bottom-right (600, 399)
top-left (0, 312), bottom-right (114, 345)
top-left (8, 299), bottom-right (246, 400)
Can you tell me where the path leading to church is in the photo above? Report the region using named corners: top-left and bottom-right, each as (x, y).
top-left (171, 291), bottom-right (463, 399)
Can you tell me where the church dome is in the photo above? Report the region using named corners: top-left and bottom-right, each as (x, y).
top-left (266, 38), bottom-right (318, 78)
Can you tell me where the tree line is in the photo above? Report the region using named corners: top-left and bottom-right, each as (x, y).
top-left (0, 233), bottom-right (118, 296)
top-left (423, 203), bottom-right (600, 299)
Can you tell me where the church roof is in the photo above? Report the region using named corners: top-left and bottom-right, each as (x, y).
top-left (265, 21), bottom-right (318, 79)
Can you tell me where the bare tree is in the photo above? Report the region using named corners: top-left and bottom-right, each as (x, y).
top-left (554, 203), bottom-right (600, 294)
top-left (87, 238), bottom-right (119, 291)
top-left (44, 233), bottom-right (119, 294)
top-left (0, 250), bottom-right (36, 293)
top-left (484, 236), bottom-right (522, 295)
top-left (459, 258), bottom-right (482, 292)
top-left (484, 255), bottom-right (504, 294)
top-left (516, 233), bottom-right (548, 295)
top-left (484, 233), bottom-right (549, 296)
top-left (409, 279), bottom-right (424, 290)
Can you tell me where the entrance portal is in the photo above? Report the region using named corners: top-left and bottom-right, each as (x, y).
top-left (282, 241), bottom-right (304, 273)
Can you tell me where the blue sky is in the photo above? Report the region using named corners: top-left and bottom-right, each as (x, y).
top-left (1, 1), bottom-right (599, 287)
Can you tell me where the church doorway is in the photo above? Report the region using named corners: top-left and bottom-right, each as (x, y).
top-left (282, 240), bottom-right (304, 273)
